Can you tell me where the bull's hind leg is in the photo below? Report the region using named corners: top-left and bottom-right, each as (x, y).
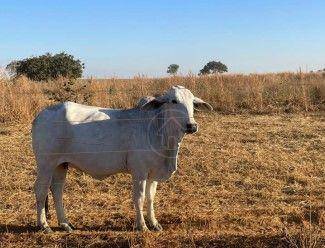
top-left (34, 165), bottom-right (53, 233)
top-left (50, 163), bottom-right (74, 232)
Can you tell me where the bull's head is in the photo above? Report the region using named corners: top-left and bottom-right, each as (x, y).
top-left (139, 86), bottom-right (213, 134)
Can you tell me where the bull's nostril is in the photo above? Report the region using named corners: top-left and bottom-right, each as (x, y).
top-left (186, 124), bottom-right (192, 129)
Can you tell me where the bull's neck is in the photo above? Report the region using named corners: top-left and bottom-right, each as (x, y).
top-left (126, 108), bottom-right (184, 174)
top-left (145, 109), bottom-right (184, 178)
top-left (147, 108), bottom-right (185, 150)
top-left (118, 108), bottom-right (185, 152)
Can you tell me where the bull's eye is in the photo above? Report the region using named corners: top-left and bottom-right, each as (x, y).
top-left (172, 100), bottom-right (178, 104)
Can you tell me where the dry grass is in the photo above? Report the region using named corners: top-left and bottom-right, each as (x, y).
top-left (0, 72), bottom-right (325, 123)
top-left (0, 112), bottom-right (324, 247)
top-left (0, 73), bottom-right (324, 247)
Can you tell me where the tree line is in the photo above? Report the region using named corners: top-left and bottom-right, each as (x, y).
top-left (6, 52), bottom-right (228, 81)
top-left (167, 61), bottom-right (228, 75)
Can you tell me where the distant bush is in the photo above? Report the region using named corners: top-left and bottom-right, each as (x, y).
top-left (199, 61), bottom-right (228, 75)
top-left (167, 64), bottom-right (179, 75)
top-left (6, 52), bottom-right (84, 81)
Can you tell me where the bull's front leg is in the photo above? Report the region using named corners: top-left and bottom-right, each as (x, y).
top-left (132, 178), bottom-right (149, 231)
top-left (146, 180), bottom-right (162, 231)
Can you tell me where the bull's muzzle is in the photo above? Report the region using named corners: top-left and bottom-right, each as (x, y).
top-left (186, 123), bottom-right (198, 134)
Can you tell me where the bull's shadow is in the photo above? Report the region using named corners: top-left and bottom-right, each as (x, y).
top-left (0, 224), bottom-right (36, 234)
top-left (0, 221), bottom-right (134, 233)
top-left (77, 218), bottom-right (134, 232)
top-left (0, 223), bottom-right (65, 233)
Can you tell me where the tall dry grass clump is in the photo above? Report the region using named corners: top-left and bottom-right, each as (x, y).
top-left (0, 72), bottom-right (324, 123)
top-left (0, 76), bottom-right (49, 123)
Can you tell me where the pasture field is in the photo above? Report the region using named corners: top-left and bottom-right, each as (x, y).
top-left (0, 73), bottom-right (324, 247)
top-left (0, 112), bottom-right (324, 247)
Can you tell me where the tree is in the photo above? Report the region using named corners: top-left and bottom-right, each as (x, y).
top-left (6, 52), bottom-right (84, 81)
top-left (167, 64), bottom-right (179, 75)
top-left (199, 61), bottom-right (228, 75)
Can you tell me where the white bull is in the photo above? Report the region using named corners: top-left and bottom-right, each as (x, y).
top-left (32, 85), bottom-right (212, 233)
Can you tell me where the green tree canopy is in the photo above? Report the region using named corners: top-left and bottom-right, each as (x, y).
top-left (167, 64), bottom-right (180, 75)
top-left (6, 52), bottom-right (84, 81)
top-left (199, 61), bottom-right (228, 75)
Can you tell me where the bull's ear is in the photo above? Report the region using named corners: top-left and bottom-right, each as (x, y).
top-left (193, 97), bottom-right (213, 111)
top-left (140, 97), bottom-right (167, 110)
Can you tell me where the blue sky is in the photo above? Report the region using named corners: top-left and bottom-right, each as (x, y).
top-left (0, 0), bottom-right (324, 77)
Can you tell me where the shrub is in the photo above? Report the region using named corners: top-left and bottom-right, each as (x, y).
top-left (6, 52), bottom-right (84, 81)
top-left (43, 78), bottom-right (93, 104)
top-left (199, 61), bottom-right (228, 75)
top-left (167, 64), bottom-right (179, 75)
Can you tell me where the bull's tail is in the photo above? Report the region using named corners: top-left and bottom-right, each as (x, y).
top-left (45, 195), bottom-right (51, 220)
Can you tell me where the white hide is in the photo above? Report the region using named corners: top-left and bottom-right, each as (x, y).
top-left (32, 85), bottom-right (212, 232)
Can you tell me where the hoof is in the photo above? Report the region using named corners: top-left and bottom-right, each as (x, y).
top-left (39, 226), bottom-right (53, 234)
top-left (149, 223), bottom-right (163, 232)
top-left (134, 225), bottom-right (149, 232)
top-left (60, 223), bottom-right (74, 233)
top-left (67, 222), bottom-right (76, 230)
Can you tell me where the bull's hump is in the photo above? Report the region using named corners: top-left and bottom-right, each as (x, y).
top-left (63, 102), bottom-right (111, 123)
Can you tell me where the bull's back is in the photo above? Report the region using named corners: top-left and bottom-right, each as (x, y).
top-left (32, 102), bottom-right (120, 157)
top-left (32, 102), bottom-right (131, 177)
